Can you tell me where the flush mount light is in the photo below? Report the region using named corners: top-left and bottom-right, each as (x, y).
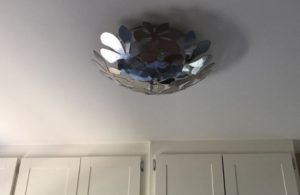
top-left (93, 22), bottom-right (214, 95)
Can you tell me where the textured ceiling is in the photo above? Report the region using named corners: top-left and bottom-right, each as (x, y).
top-left (0, 0), bottom-right (299, 144)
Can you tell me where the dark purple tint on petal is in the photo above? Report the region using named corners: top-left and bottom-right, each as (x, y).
top-left (140, 51), bottom-right (159, 63)
top-left (184, 31), bottom-right (196, 49)
top-left (134, 30), bottom-right (150, 41)
top-left (156, 23), bottom-right (170, 33)
top-left (119, 25), bottom-right (132, 43)
top-left (185, 31), bottom-right (196, 42)
top-left (193, 40), bottom-right (211, 57)
top-left (164, 54), bottom-right (183, 64)
top-left (142, 22), bottom-right (154, 33)
top-left (159, 40), bottom-right (181, 54)
top-left (129, 42), bottom-right (142, 57)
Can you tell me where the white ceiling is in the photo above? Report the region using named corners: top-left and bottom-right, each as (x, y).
top-left (0, 0), bottom-right (299, 145)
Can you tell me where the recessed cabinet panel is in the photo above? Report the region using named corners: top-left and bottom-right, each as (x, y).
top-left (78, 156), bottom-right (141, 195)
top-left (0, 158), bottom-right (18, 195)
top-left (155, 154), bottom-right (225, 195)
top-left (223, 154), bottom-right (299, 195)
top-left (14, 158), bottom-right (80, 195)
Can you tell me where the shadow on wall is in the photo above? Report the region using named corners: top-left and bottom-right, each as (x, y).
top-left (293, 140), bottom-right (300, 176)
top-left (294, 139), bottom-right (300, 153)
top-left (119, 7), bottom-right (250, 74)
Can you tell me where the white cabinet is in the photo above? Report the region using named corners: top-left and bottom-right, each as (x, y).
top-left (0, 158), bottom-right (18, 195)
top-left (78, 156), bottom-right (141, 195)
top-left (223, 154), bottom-right (299, 195)
top-left (155, 153), bottom-right (299, 195)
top-left (155, 154), bottom-right (225, 195)
top-left (14, 156), bottom-right (141, 195)
top-left (14, 158), bottom-right (80, 195)
top-left (8, 152), bottom-right (300, 195)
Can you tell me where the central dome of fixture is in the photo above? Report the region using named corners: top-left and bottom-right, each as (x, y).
top-left (94, 22), bottom-right (214, 95)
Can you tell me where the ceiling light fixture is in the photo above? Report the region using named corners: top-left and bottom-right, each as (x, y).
top-left (94, 22), bottom-right (214, 94)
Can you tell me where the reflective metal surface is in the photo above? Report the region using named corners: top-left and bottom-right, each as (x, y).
top-left (94, 22), bottom-right (214, 94)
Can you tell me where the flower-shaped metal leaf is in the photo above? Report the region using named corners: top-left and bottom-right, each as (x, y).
top-left (164, 54), bottom-right (183, 65)
top-left (193, 40), bottom-right (211, 57)
top-left (161, 30), bottom-right (182, 40)
top-left (95, 22), bottom-right (214, 95)
top-left (134, 23), bottom-right (181, 42)
top-left (156, 23), bottom-right (170, 33)
top-left (190, 55), bottom-right (212, 75)
top-left (185, 31), bottom-right (196, 43)
top-left (93, 50), bottom-right (109, 71)
top-left (100, 48), bottom-right (123, 63)
top-left (159, 39), bottom-right (180, 54)
top-left (101, 32), bottom-right (125, 54)
top-left (121, 69), bottom-right (152, 81)
top-left (100, 32), bottom-right (130, 63)
top-left (119, 25), bottom-right (132, 43)
top-left (134, 30), bottom-right (149, 41)
top-left (109, 67), bottom-right (121, 75)
top-left (143, 22), bottom-right (154, 33)
top-left (119, 26), bottom-right (132, 54)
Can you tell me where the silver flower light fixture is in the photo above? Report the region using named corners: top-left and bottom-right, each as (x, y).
top-left (94, 22), bottom-right (214, 94)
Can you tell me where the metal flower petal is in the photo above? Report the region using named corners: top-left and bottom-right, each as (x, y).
top-left (100, 32), bottom-right (125, 55)
top-left (193, 40), bottom-right (211, 57)
top-left (94, 22), bottom-right (214, 95)
top-left (100, 48), bottom-right (123, 63)
top-left (185, 55), bottom-right (212, 75)
top-left (156, 23), bottom-right (170, 34)
top-left (118, 25), bottom-right (132, 43)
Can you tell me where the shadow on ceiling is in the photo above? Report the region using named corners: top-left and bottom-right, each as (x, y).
top-left (119, 7), bottom-right (250, 75)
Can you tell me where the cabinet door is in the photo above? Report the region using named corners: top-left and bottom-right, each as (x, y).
top-left (78, 156), bottom-right (141, 195)
top-left (15, 158), bottom-right (80, 195)
top-left (155, 154), bottom-right (225, 195)
top-left (223, 153), bottom-right (299, 195)
top-left (0, 158), bottom-right (18, 195)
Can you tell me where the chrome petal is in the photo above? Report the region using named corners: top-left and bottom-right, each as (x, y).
top-left (100, 48), bottom-right (123, 63)
top-left (100, 32), bottom-right (125, 55)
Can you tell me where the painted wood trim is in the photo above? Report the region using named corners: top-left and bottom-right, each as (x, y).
top-left (0, 158), bottom-right (18, 195)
